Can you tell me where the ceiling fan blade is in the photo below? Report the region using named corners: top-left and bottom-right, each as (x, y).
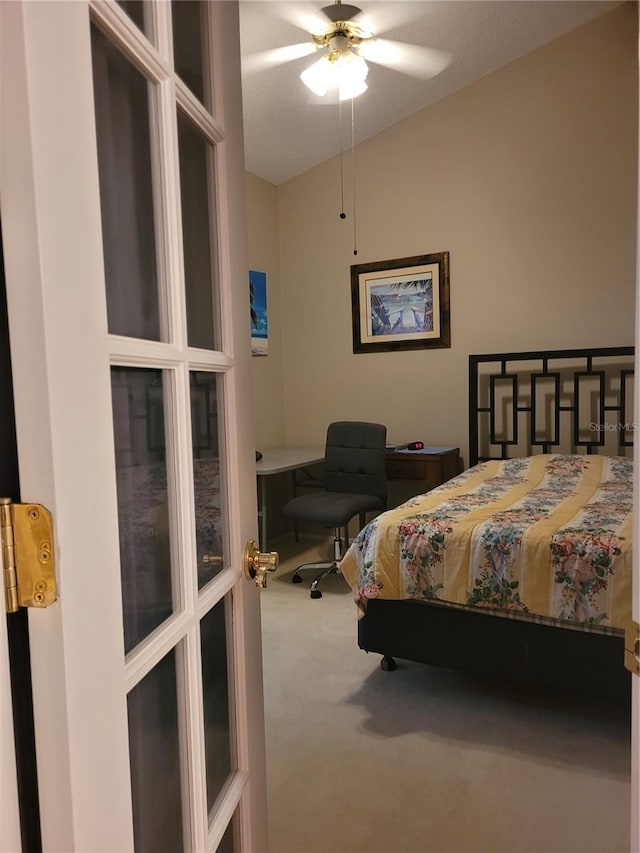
top-left (264, 2), bottom-right (330, 36)
top-left (242, 42), bottom-right (317, 76)
top-left (354, 4), bottom-right (434, 38)
top-left (358, 39), bottom-right (451, 79)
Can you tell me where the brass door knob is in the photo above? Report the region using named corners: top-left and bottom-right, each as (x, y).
top-left (625, 621), bottom-right (640, 676)
top-left (243, 540), bottom-right (278, 588)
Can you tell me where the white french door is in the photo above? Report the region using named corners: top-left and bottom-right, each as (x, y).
top-left (632, 19), bottom-right (640, 853)
top-left (0, 1), bottom-right (267, 851)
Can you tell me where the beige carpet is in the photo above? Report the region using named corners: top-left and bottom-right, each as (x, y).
top-left (260, 535), bottom-right (631, 853)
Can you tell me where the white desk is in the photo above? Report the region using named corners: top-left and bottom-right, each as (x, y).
top-left (256, 448), bottom-right (324, 550)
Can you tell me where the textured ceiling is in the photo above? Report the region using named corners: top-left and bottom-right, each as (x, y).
top-left (239, 0), bottom-right (620, 185)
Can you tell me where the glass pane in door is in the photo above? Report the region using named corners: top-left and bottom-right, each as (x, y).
top-left (218, 812), bottom-right (239, 853)
top-left (171, 1), bottom-right (209, 108)
top-left (112, 368), bottom-right (176, 653)
top-left (200, 599), bottom-right (232, 818)
top-left (177, 111), bottom-right (219, 350)
top-left (115, 1), bottom-right (149, 37)
top-left (91, 25), bottom-right (162, 341)
top-left (128, 648), bottom-right (184, 852)
top-left (191, 372), bottom-right (225, 588)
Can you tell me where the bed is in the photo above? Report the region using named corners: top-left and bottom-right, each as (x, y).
top-left (339, 346), bottom-right (635, 700)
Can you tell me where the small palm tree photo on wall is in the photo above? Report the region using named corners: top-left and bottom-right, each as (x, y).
top-left (249, 270), bottom-right (268, 356)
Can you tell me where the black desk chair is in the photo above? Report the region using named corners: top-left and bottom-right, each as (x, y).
top-left (283, 421), bottom-right (387, 598)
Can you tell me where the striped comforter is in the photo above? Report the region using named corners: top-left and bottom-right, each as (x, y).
top-left (339, 455), bottom-right (632, 631)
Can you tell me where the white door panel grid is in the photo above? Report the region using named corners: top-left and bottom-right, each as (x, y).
top-left (0, 1), bottom-right (266, 850)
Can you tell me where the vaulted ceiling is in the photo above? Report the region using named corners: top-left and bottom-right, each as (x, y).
top-left (239, 0), bottom-right (620, 185)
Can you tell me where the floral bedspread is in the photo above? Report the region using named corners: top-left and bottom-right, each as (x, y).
top-left (338, 455), bottom-right (633, 630)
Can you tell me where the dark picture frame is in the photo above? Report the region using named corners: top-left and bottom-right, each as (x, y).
top-left (350, 252), bottom-right (450, 353)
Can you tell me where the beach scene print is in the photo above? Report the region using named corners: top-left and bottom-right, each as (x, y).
top-left (367, 275), bottom-right (434, 337)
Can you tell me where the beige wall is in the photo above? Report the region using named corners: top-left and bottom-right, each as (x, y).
top-left (246, 172), bottom-right (286, 449)
top-left (249, 3), bottom-right (637, 466)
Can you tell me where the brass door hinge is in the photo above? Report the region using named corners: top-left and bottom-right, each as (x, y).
top-left (1, 498), bottom-right (57, 614)
top-left (624, 620), bottom-right (640, 676)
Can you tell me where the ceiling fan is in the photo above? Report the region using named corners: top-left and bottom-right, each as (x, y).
top-left (242, 0), bottom-right (452, 102)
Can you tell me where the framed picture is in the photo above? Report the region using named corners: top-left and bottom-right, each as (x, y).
top-left (350, 252), bottom-right (450, 353)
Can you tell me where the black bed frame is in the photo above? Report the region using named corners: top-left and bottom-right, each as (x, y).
top-left (358, 346), bottom-right (635, 700)
top-left (469, 346), bottom-right (634, 465)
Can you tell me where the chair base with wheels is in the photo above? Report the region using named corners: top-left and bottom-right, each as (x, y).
top-left (282, 422), bottom-right (387, 599)
top-left (291, 518), bottom-right (363, 598)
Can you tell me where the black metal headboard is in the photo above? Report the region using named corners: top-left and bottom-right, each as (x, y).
top-left (469, 346), bottom-right (635, 466)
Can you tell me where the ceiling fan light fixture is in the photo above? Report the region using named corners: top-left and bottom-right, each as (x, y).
top-left (334, 50), bottom-right (368, 100)
top-left (300, 49), bottom-right (368, 100)
top-left (339, 75), bottom-right (368, 101)
top-left (300, 56), bottom-right (333, 96)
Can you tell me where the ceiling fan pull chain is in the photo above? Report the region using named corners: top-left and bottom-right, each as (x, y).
top-left (351, 96), bottom-right (358, 255)
top-left (339, 98), bottom-right (346, 220)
